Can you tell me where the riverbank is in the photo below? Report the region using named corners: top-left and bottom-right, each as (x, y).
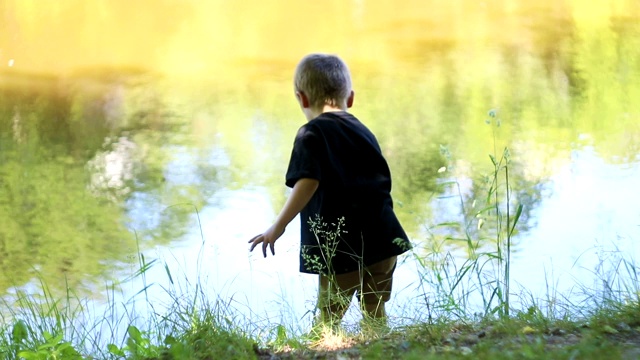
top-left (254, 310), bottom-right (640, 359)
top-left (3, 292), bottom-right (640, 359)
top-left (2, 232), bottom-right (639, 359)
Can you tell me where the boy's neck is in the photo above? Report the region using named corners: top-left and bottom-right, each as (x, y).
top-left (304, 104), bottom-right (346, 121)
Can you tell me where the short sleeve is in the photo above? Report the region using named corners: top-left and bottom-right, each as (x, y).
top-left (285, 125), bottom-right (323, 188)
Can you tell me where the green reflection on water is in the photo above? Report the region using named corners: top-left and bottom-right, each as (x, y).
top-left (0, 71), bottom-right (221, 297)
top-left (0, 73), bottom-right (135, 294)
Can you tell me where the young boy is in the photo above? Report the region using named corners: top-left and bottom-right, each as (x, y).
top-left (249, 54), bottom-right (411, 327)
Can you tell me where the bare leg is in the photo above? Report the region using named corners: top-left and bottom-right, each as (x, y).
top-left (317, 274), bottom-right (357, 329)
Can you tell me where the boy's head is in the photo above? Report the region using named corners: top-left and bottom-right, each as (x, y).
top-left (294, 54), bottom-right (354, 112)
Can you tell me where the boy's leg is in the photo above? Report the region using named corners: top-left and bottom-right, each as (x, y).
top-left (317, 271), bottom-right (360, 327)
top-left (316, 256), bottom-right (397, 327)
top-left (358, 256), bottom-right (397, 321)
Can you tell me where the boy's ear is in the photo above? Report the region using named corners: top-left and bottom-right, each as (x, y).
top-left (296, 91), bottom-right (310, 108)
top-left (346, 90), bottom-right (355, 108)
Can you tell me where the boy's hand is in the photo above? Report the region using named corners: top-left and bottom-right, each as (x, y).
top-left (248, 224), bottom-right (285, 258)
top-left (248, 178), bottom-right (318, 258)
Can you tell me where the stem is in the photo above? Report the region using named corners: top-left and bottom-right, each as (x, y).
top-left (504, 154), bottom-right (511, 317)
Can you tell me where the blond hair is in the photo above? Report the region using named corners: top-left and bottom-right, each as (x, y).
top-left (294, 54), bottom-right (352, 109)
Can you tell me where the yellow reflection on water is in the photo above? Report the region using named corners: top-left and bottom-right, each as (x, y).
top-left (1, 0), bottom-right (637, 80)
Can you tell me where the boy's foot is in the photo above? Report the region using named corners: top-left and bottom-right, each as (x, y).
top-left (304, 319), bottom-right (340, 343)
top-left (305, 323), bottom-right (356, 351)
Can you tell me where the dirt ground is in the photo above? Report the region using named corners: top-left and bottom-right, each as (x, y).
top-left (255, 323), bottom-right (640, 360)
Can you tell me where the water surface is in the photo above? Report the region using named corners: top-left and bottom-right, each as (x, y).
top-left (1, 0), bottom-right (639, 330)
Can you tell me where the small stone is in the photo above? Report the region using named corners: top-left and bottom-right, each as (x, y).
top-left (550, 328), bottom-right (566, 336)
top-left (343, 348), bottom-right (361, 356)
top-left (459, 346), bottom-right (473, 356)
top-left (442, 345), bottom-right (454, 353)
top-left (616, 322), bottom-right (631, 332)
top-left (547, 335), bottom-right (564, 345)
top-left (442, 337), bottom-right (456, 346)
top-left (566, 334), bottom-right (580, 344)
top-left (482, 326), bottom-right (495, 336)
top-left (463, 334), bottom-right (480, 345)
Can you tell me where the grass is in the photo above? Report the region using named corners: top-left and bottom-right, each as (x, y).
top-left (1, 225), bottom-right (639, 359)
top-left (0, 257), bottom-right (259, 360)
top-left (1, 111), bottom-right (640, 359)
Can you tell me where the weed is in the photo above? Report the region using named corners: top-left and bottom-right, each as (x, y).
top-left (303, 214), bottom-right (399, 333)
top-left (412, 109), bottom-right (525, 322)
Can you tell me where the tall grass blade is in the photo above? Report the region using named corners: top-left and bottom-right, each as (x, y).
top-left (509, 203), bottom-right (524, 237)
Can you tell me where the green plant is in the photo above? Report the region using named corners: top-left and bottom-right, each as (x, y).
top-left (413, 109), bottom-right (524, 321)
top-left (107, 325), bottom-right (163, 359)
top-left (16, 330), bottom-right (83, 360)
top-left (0, 277), bottom-right (94, 360)
top-left (302, 215), bottom-right (350, 276)
top-left (303, 215), bottom-right (353, 328)
top-left (3, 318), bottom-right (84, 360)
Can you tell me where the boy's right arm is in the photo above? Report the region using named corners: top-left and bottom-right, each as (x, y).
top-left (248, 178), bottom-right (319, 258)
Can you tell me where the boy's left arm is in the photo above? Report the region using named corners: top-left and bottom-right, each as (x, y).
top-left (248, 178), bottom-right (319, 258)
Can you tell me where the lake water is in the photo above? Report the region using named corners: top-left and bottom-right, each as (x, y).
top-left (1, 0), bottom-right (640, 334)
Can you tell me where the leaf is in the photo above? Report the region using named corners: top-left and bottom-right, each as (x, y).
top-left (130, 284), bottom-right (155, 298)
top-left (51, 333), bottom-right (64, 345)
top-left (57, 342), bottom-right (77, 353)
top-left (12, 320), bottom-right (29, 343)
top-left (522, 326), bottom-right (536, 334)
top-left (164, 335), bottom-right (177, 345)
top-left (509, 204), bottom-right (524, 236)
top-left (107, 343), bottom-right (124, 356)
top-left (444, 237), bottom-right (472, 242)
top-left (43, 330), bottom-right (54, 342)
top-left (431, 222), bottom-right (461, 229)
top-left (164, 263), bottom-right (174, 285)
top-left (449, 265), bottom-right (473, 294)
top-left (127, 325), bottom-right (143, 343)
top-left (475, 205), bottom-right (496, 215)
top-left (275, 324), bottom-right (287, 344)
top-left (17, 351), bottom-right (37, 360)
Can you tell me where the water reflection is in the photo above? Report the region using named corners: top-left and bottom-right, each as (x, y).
top-left (0, 72), bottom-right (136, 294)
top-left (0, 70), bottom-right (222, 297)
top-left (88, 136), bottom-right (137, 201)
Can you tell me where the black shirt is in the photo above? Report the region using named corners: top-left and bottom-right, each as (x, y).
top-left (285, 111), bottom-right (411, 274)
